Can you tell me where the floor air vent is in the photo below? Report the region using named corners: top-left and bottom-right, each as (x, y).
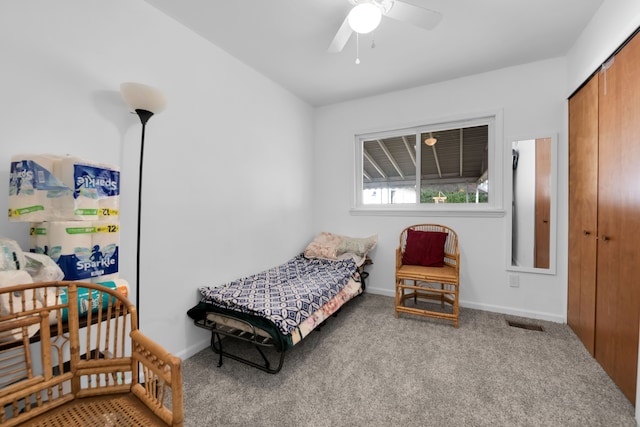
top-left (507, 320), bottom-right (544, 332)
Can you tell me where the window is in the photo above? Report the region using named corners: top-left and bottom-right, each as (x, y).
top-left (355, 114), bottom-right (501, 214)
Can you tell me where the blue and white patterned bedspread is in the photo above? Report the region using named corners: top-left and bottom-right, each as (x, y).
top-left (199, 255), bottom-right (358, 335)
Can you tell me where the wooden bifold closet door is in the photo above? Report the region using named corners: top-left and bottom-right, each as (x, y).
top-left (568, 30), bottom-right (640, 405)
top-left (595, 30), bottom-right (640, 404)
top-left (568, 76), bottom-right (598, 356)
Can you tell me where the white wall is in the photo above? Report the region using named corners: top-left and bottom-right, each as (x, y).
top-left (567, 0), bottom-right (640, 96)
top-left (0, 0), bottom-right (315, 359)
top-left (314, 57), bottom-right (568, 322)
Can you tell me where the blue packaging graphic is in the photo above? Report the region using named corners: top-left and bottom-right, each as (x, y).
top-left (8, 159), bottom-right (71, 220)
top-left (57, 281), bottom-right (120, 321)
top-left (73, 163), bottom-right (120, 200)
top-left (9, 159), bottom-right (68, 193)
top-left (48, 223), bottom-right (119, 282)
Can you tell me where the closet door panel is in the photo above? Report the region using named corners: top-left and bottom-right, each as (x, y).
top-left (596, 32), bottom-right (640, 404)
top-left (568, 76), bottom-right (598, 355)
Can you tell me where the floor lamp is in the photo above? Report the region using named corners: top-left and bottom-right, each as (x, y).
top-left (120, 82), bottom-right (167, 323)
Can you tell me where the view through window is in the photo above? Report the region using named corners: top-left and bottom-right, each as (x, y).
top-left (359, 119), bottom-right (491, 207)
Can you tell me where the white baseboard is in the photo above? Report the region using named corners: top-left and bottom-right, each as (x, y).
top-left (365, 286), bottom-right (395, 297)
top-left (364, 287), bottom-right (566, 324)
top-left (176, 338), bottom-right (209, 361)
top-left (459, 300), bottom-right (565, 324)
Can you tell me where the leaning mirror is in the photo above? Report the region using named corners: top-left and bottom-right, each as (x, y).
top-left (507, 135), bottom-right (557, 274)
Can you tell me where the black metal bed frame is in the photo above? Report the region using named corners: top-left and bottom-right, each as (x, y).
top-left (194, 313), bottom-right (286, 374)
top-left (192, 267), bottom-right (369, 374)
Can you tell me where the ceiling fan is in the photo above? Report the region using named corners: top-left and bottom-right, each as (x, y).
top-left (327, 0), bottom-right (442, 53)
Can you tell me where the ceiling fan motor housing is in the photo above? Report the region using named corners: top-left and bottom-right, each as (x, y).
top-left (348, 0), bottom-right (394, 15)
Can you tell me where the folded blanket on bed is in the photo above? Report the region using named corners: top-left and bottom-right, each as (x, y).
top-left (199, 255), bottom-right (359, 335)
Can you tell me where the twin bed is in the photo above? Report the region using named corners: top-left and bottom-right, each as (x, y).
top-left (186, 232), bottom-right (375, 373)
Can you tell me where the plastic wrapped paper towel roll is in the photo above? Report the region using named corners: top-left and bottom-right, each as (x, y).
top-left (55, 279), bottom-right (129, 321)
top-left (8, 154), bottom-right (67, 222)
top-left (38, 279), bottom-right (129, 324)
top-left (89, 221), bottom-right (119, 281)
top-left (24, 252), bottom-right (64, 283)
top-left (29, 223), bottom-right (37, 253)
top-left (0, 238), bottom-right (27, 271)
top-left (29, 222), bottom-right (49, 255)
top-left (92, 273), bottom-right (119, 284)
top-left (0, 270), bottom-right (40, 341)
top-left (97, 162), bottom-right (120, 219)
top-left (25, 252), bottom-right (63, 324)
top-left (47, 222), bottom-right (93, 281)
top-left (54, 157), bottom-right (100, 221)
top-left (95, 279), bottom-right (129, 299)
top-left (54, 158), bottom-right (120, 221)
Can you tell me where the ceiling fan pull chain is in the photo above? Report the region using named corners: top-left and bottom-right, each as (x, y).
top-left (356, 32), bottom-right (361, 64)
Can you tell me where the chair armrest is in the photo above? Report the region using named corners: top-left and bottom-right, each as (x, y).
top-left (396, 248), bottom-right (403, 268)
top-left (131, 330), bottom-right (184, 427)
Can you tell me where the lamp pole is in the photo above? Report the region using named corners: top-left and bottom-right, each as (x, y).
top-left (120, 83), bottom-right (166, 326)
top-left (133, 109), bottom-right (154, 322)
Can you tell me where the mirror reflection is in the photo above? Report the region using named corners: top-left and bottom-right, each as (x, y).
top-left (510, 137), bottom-right (552, 270)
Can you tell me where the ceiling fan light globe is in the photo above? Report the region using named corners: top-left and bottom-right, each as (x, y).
top-left (348, 3), bottom-right (382, 34)
top-left (424, 137), bottom-right (437, 146)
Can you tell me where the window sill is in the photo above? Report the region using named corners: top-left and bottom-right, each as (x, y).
top-left (350, 206), bottom-right (506, 218)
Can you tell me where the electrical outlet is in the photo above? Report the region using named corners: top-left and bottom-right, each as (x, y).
top-left (509, 274), bottom-right (520, 288)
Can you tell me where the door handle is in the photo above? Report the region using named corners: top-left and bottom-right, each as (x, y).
top-left (583, 230), bottom-right (591, 236)
top-left (601, 235), bottom-right (610, 242)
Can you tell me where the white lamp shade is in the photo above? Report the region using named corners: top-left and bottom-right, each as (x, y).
top-left (348, 3), bottom-right (382, 34)
top-left (120, 82), bottom-right (167, 114)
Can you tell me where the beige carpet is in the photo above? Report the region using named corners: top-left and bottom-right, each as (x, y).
top-left (182, 293), bottom-right (636, 426)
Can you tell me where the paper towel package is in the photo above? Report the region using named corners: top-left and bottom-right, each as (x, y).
top-left (53, 157), bottom-right (121, 220)
top-left (45, 221), bottom-right (120, 282)
top-left (8, 155), bottom-right (70, 222)
top-left (29, 222), bottom-right (37, 252)
top-left (95, 279), bottom-right (130, 299)
top-left (23, 252), bottom-right (64, 283)
top-left (43, 279), bottom-right (130, 322)
top-left (8, 154), bottom-right (120, 222)
top-left (29, 222), bottom-right (49, 254)
top-left (92, 272), bottom-right (119, 284)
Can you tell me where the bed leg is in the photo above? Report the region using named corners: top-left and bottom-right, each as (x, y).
top-left (255, 345), bottom-right (271, 370)
top-left (211, 331), bottom-right (224, 368)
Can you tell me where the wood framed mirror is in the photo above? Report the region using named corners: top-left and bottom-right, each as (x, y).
top-left (506, 134), bottom-right (557, 274)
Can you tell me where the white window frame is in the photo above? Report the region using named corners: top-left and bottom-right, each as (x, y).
top-left (351, 110), bottom-right (505, 218)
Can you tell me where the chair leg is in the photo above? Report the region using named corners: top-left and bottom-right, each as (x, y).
top-left (395, 279), bottom-right (401, 318)
top-left (453, 284), bottom-right (459, 328)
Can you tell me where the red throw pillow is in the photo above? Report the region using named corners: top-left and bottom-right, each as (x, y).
top-left (402, 229), bottom-right (448, 267)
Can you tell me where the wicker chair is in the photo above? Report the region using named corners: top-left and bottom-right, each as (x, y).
top-left (395, 224), bottom-right (460, 328)
top-left (0, 281), bottom-right (183, 426)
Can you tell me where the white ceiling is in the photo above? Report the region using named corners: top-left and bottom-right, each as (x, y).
top-left (144, 0), bottom-right (603, 107)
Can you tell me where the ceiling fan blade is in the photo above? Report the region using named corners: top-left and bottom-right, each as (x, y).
top-left (327, 15), bottom-right (353, 53)
top-left (386, 1), bottom-right (442, 30)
